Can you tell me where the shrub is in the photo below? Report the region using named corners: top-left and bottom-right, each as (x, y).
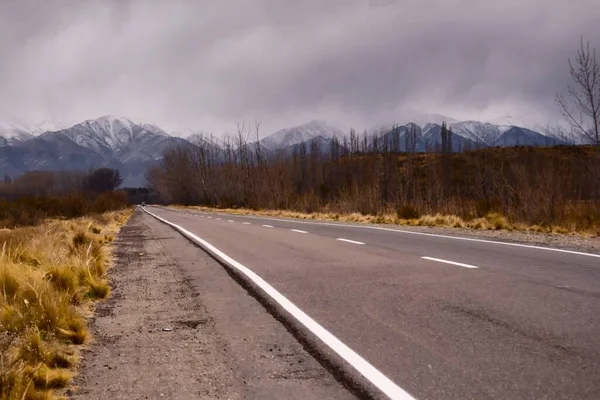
top-left (91, 191), bottom-right (129, 214)
top-left (72, 232), bottom-right (92, 248)
top-left (397, 205), bottom-right (420, 220)
top-left (485, 212), bottom-right (509, 230)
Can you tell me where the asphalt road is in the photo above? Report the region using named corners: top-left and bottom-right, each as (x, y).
top-left (143, 206), bottom-right (600, 400)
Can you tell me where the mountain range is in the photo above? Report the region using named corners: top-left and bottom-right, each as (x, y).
top-left (0, 116), bottom-right (573, 187)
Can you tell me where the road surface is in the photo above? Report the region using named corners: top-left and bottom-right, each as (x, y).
top-left (142, 206), bottom-right (600, 400)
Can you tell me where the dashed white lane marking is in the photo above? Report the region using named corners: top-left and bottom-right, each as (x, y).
top-left (421, 256), bottom-right (479, 269)
top-left (262, 224), bottom-right (274, 228)
top-left (291, 229), bottom-right (308, 234)
top-left (337, 238), bottom-right (365, 245)
top-left (142, 208), bottom-right (415, 400)
top-left (228, 220), bottom-right (235, 223)
top-left (207, 216), bottom-right (212, 219)
top-left (243, 222), bottom-right (251, 225)
top-left (174, 209), bottom-right (600, 259)
top-left (216, 218), bottom-right (222, 220)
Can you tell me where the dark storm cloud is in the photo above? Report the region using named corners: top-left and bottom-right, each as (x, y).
top-left (1, 0), bottom-right (599, 134)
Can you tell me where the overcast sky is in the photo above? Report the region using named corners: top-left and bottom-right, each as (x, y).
top-left (1, 0), bottom-right (599, 136)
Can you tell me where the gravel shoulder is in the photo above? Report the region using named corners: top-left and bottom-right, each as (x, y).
top-left (71, 211), bottom-right (353, 399)
top-left (374, 222), bottom-right (600, 254)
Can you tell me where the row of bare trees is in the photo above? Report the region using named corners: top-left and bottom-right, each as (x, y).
top-left (147, 125), bottom-right (600, 230)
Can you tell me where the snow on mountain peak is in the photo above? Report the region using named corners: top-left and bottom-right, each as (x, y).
top-left (0, 119), bottom-right (36, 146)
top-left (38, 115), bottom-right (170, 157)
top-left (260, 120), bottom-right (345, 150)
top-left (0, 117), bottom-right (71, 138)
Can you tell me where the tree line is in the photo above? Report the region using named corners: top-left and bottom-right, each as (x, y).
top-left (0, 168), bottom-right (127, 228)
top-left (0, 168), bottom-right (123, 199)
top-left (146, 125), bottom-right (600, 232)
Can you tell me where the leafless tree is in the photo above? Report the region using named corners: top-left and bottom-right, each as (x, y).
top-left (556, 37), bottom-right (600, 148)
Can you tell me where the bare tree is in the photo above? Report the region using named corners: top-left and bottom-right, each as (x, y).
top-left (556, 37), bottom-right (600, 147)
top-left (83, 168), bottom-right (123, 195)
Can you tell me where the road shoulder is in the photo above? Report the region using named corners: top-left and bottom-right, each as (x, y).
top-left (71, 211), bottom-right (352, 399)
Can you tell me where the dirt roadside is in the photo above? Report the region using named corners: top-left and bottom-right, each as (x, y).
top-left (70, 211), bottom-right (353, 399)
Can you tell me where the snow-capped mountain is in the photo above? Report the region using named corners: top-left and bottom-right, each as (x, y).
top-left (0, 118), bottom-right (70, 146)
top-left (53, 116), bottom-right (168, 157)
top-left (444, 120), bottom-right (554, 146)
top-left (402, 112), bottom-right (459, 127)
top-left (449, 121), bottom-right (562, 147)
top-left (380, 120), bottom-right (566, 151)
top-left (1, 116), bottom-right (193, 186)
top-left (37, 115), bottom-right (192, 164)
top-left (448, 121), bottom-right (504, 145)
top-left (258, 118), bottom-right (571, 154)
top-left (184, 132), bottom-right (224, 149)
top-left (0, 120), bottom-right (36, 146)
top-left (259, 120), bottom-right (344, 151)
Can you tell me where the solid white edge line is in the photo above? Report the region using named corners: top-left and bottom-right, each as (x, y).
top-left (421, 256), bottom-right (479, 269)
top-left (162, 208), bottom-right (599, 259)
top-left (337, 238), bottom-right (366, 245)
top-left (291, 229), bottom-right (308, 234)
top-left (262, 224), bottom-right (274, 228)
top-left (142, 208), bottom-right (414, 400)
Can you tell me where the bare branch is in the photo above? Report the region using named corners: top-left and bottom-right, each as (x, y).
top-left (556, 36), bottom-right (600, 147)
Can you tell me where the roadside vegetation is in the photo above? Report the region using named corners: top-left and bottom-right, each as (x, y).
top-left (152, 143), bottom-right (600, 236)
top-left (0, 168), bottom-right (131, 399)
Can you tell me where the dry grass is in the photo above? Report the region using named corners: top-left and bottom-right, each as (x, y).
top-left (0, 209), bottom-right (132, 399)
top-left (175, 205), bottom-right (596, 237)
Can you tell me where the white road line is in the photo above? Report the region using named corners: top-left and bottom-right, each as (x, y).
top-left (262, 224), bottom-right (274, 228)
top-left (176, 211), bottom-right (600, 259)
top-left (421, 256), bottom-right (479, 269)
top-left (207, 216), bottom-right (212, 219)
top-left (216, 218), bottom-right (221, 220)
top-left (337, 238), bottom-right (365, 245)
top-left (142, 208), bottom-right (414, 400)
top-left (291, 229), bottom-right (308, 234)
top-left (243, 222), bottom-right (251, 225)
top-left (228, 220), bottom-right (235, 223)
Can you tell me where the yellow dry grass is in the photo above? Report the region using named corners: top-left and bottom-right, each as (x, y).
top-left (174, 205), bottom-right (593, 237)
top-left (0, 209), bottom-right (132, 400)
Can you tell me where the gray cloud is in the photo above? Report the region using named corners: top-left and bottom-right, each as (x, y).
top-left (1, 0), bottom-right (599, 135)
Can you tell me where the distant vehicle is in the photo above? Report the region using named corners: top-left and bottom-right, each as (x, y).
top-left (141, 202), bottom-right (146, 207)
